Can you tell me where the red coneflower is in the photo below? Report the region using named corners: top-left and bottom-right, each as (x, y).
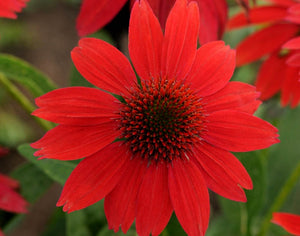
top-left (0, 0), bottom-right (29, 19)
top-left (76, 0), bottom-right (228, 45)
top-left (272, 212), bottom-right (300, 235)
top-left (32, 0), bottom-right (279, 235)
top-left (0, 148), bottom-right (28, 236)
top-left (228, 0), bottom-right (300, 107)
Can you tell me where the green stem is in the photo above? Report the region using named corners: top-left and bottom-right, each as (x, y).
top-left (0, 73), bottom-right (53, 131)
top-left (257, 161), bottom-right (300, 236)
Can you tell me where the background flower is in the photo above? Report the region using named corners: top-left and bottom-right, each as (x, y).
top-left (228, 0), bottom-right (300, 107)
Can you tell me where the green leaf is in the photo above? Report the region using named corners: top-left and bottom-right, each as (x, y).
top-left (67, 201), bottom-right (107, 236)
top-left (0, 53), bottom-right (56, 97)
top-left (11, 162), bottom-right (53, 203)
top-left (18, 144), bottom-right (76, 185)
top-left (265, 107), bottom-right (300, 213)
top-left (42, 209), bottom-right (66, 236)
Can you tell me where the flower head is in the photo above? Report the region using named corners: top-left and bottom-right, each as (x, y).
top-left (272, 212), bottom-right (300, 236)
top-left (32, 0), bottom-right (279, 235)
top-left (76, 0), bottom-right (228, 44)
top-left (228, 0), bottom-right (300, 107)
top-left (0, 0), bottom-right (29, 19)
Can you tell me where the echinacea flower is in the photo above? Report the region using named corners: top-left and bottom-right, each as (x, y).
top-left (228, 0), bottom-right (300, 107)
top-left (272, 212), bottom-right (300, 236)
top-left (0, 148), bottom-right (28, 236)
top-left (0, 0), bottom-right (29, 19)
top-left (76, 0), bottom-right (228, 44)
top-left (32, 0), bottom-right (279, 235)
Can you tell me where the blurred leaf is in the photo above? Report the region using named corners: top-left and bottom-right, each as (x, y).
top-left (265, 107), bottom-right (300, 213)
top-left (96, 227), bottom-right (136, 236)
top-left (0, 53), bottom-right (56, 97)
top-left (67, 201), bottom-right (107, 236)
top-left (0, 111), bottom-right (34, 147)
top-left (11, 162), bottom-right (53, 203)
top-left (206, 216), bottom-right (238, 236)
top-left (165, 213), bottom-right (186, 236)
top-left (67, 211), bottom-right (91, 236)
top-left (18, 144), bottom-right (76, 185)
top-left (42, 209), bottom-right (66, 236)
top-left (236, 151), bottom-right (266, 235)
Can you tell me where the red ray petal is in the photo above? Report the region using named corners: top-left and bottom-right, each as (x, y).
top-left (191, 143), bottom-right (252, 202)
top-left (168, 159), bottom-right (210, 236)
top-left (31, 123), bottom-right (120, 160)
top-left (0, 229), bottom-right (3, 236)
top-left (286, 52), bottom-right (300, 67)
top-left (56, 142), bottom-right (131, 212)
top-left (187, 41), bottom-right (235, 97)
top-left (202, 81), bottom-right (261, 114)
top-left (161, 0), bottom-right (199, 80)
top-left (71, 38), bottom-right (135, 96)
top-left (33, 87), bottom-right (120, 125)
top-left (104, 158), bottom-right (147, 233)
top-left (136, 162), bottom-right (173, 236)
top-left (0, 173), bottom-right (19, 189)
top-left (286, 3), bottom-right (300, 24)
top-left (203, 110), bottom-right (279, 152)
top-left (255, 52), bottom-right (286, 100)
top-left (195, 0), bottom-right (228, 44)
top-left (0, 0), bottom-right (28, 19)
top-left (283, 36), bottom-right (300, 50)
top-left (129, 0), bottom-right (163, 81)
top-left (76, 0), bottom-right (127, 37)
top-left (272, 212), bottom-right (300, 235)
top-left (0, 183), bottom-right (27, 213)
top-left (281, 65), bottom-right (300, 107)
top-left (236, 23), bottom-right (299, 66)
top-left (227, 6), bottom-right (287, 29)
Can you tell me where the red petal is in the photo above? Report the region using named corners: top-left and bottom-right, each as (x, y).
top-left (286, 52), bottom-right (300, 67)
top-left (286, 4), bottom-right (300, 24)
top-left (202, 110), bottom-right (279, 152)
top-left (136, 162), bottom-right (173, 236)
top-left (283, 36), bottom-right (300, 50)
top-left (104, 158), bottom-right (147, 233)
top-left (71, 38), bottom-right (135, 96)
top-left (33, 87), bottom-right (120, 125)
top-left (0, 173), bottom-right (19, 189)
top-left (168, 159), bottom-right (210, 236)
top-left (31, 123), bottom-right (120, 160)
top-left (227, 6), bottom-right (288, 29)
top-left (56, 142), bottom-right (130, 212)
top-left (161, 0), bottom-right (199, 80)
top-left (76, 0), bottom-right (127, 37)
top-left (0, 183), bottom-right (27, 213)
top-left (272, 212), bottom-right (300, 235)
top-left (196, 0), bottom-right (228, 44)
top-left (187, 41), bottom-right (236, 97)
top-left (255, 52), bottom-right (285, 100)
top-left (129, 0), bottom-right (163, 80)
top-left (281, 65), bottom-right (300, 107)
top-left (0, 229), bottom-right (3, 236)
top-left (202, 81), bottom-right (261, 114)
top-left (236, 23), bottom-right (299, 66)
top-left (0, 0), bottom-right (28, 19)
top-left (191, 143), bottom-right (252, 202)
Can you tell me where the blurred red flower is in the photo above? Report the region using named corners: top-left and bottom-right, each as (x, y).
top-left (0, 0), bottom-right (29, 19)
top-left (272, 212), bottom-right (300, 236)
top-left (228, 0), bottom-right (300, 107)
top-left (32, 0), bottom-right (279, 235)
top-left (76, 0), bottom-right (228, 45)
top-left (0, 148), bottom-right (28, 236)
